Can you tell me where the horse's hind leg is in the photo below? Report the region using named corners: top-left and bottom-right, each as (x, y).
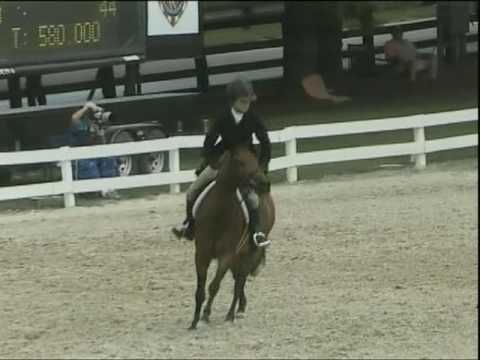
top-left (226, 273), bottom-right (246, 322)
top-left (189, 251), bottom-right (210, 330)
top-left (238, 249), bottom-right (265, 315)
top-left (202, 256), bottom-right (231, 323)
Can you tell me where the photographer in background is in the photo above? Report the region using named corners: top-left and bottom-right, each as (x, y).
top-left (70, 101), bottom-right (120, 199)
top-left (71, 101), bottom-right (113, 146)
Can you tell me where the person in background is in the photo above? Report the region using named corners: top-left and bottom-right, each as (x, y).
top-left (70, 101), bottom-right (120, 199)
top-left (384, 27), bottom-right (438, 82)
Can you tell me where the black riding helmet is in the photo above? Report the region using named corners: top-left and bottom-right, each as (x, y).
top-left (226, 77), bottom-right (257, 104)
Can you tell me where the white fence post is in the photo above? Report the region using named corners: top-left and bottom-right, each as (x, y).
top-left (169, 148), bottom-right (181, 193)
top-left (286, 137), bottom-right (298, 183)
top-left (413, 127), bottom-right (427, 170)
top-left (59, 147), bottom-right (75, 208)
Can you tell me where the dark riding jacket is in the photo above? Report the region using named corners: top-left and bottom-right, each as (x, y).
top-left (203, 108), bottom-right (271, 170)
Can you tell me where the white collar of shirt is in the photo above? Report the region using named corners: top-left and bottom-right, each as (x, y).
top-left (231, 108), bottom-right (244, 125)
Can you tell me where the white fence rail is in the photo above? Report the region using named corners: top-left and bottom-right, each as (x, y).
top-left (0, 108), bottom-right (477, 208)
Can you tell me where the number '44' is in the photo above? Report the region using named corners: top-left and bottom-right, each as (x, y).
top-left (99, 1), bottom-right (117, 17)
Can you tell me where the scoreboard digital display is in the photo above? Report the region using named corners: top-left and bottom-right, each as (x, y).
top-left (0, 1), bottom-right (146, 71)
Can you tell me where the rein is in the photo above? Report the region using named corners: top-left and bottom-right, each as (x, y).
top-left (235, 224), bottom-right (250, 254)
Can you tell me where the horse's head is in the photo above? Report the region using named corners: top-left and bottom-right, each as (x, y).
top-left (217, 144), bottom-right (259, 185)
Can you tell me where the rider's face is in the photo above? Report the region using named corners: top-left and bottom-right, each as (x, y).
top-left (233, 97), bottom-right (251, 114)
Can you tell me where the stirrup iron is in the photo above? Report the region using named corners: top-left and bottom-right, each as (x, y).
top-left (253, 232), bottom-right (270, 247)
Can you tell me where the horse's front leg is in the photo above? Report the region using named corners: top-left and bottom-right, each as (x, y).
top-left (237, 274), bottom-right (247, 316)
top-left (202, 256), bottom-right (230, 323)
top-left (226, 273), bottom-right (246, 322)
top-left (189, 251), bottom-right (210, 330)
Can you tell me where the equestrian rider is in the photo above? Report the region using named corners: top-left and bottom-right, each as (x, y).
top-left (172, 76), bottom-right (272, 247)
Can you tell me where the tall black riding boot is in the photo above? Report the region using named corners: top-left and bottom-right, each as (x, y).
top-left (172, 199), bottom-right (195, 240)
top-left (184, 199), bottom-right (195, 240)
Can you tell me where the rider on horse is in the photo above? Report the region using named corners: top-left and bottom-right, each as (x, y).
top-left (172, 76), bottom-right (272, 247)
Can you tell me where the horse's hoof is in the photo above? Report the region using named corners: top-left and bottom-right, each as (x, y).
top-left (171, 227), bottom-right (184, 240)
top-left (188, 323), bottom-right (197, 330)
top-left (225, 313), bottom-right (235, 322)
top-left (236, 312), bottom-right (245, 319)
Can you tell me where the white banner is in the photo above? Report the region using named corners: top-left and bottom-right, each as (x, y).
top-left (147, 1), bottom-right (199, 36)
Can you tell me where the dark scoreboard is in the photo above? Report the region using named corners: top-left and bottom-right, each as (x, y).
top-left (0, 1), bottom-right (146, 72)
